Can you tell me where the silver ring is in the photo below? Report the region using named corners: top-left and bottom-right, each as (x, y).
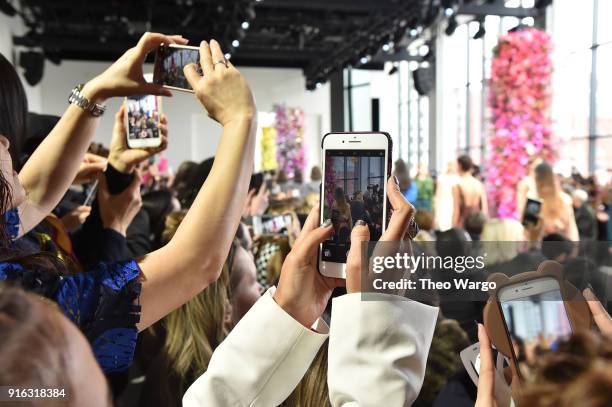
top-left (214, 59), bottom-right (228, 68)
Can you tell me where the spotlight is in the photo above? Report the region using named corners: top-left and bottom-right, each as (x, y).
top-left (522, 17), bottom-right (535, 26)
top-left (409, 28), bottom-right (418, 37)
top-left (359, 56), bottom-right (369, 65)
top-left (382, 43), bottom-right (390, 52)
top-left (241, 21), bottom-right (250, 30)
top-left (315, 82), bottom-right (322, 89)
top-left (444, 8), bottom-right (454, 17)
top-left (0, 0), bottom-right (16, 16)
top-left (19, 51), bottom-right (45, 86)
top-left (232, 39), bottom-right (240, 48)
top-left (445, 15), bottom-right (458, 36)
top-left (408, 61), bottom-right (419, 72)
top-left (224, 53), bottom-right (231, 60)
top-left (473, 19), bottom-right (485, 39)
top-left (418, 44), bottom-right (429, 57)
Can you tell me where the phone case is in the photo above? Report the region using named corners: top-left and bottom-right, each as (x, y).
top-left (482, 260), bottom-right (592, 404)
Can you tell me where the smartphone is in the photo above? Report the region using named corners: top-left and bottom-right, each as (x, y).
top-left (252, 214), bottom-right (293, 236)
top-left (522, 198), bottom-right (542, 226)
top-left (153, 44), bottom-right (202, 92)
top-left (125, 94), bottom-right (162, 149)
top-left (498, 277), bottom-right (573, 372)
top-left (318, 132), bottom-right (392, 279)
top-left (83, 179), bottom-right (99, 206)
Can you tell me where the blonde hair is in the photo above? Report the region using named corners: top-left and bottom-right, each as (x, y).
top-left (480, 218), bottom-right (525, 266)
top-left (160, 210), bottom-right (232, 379)
top-left (281, 341), bottom-right (331, 407)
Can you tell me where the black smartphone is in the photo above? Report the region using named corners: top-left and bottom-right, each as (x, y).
top-left (153, 44), bottom-right (202, 92)
top-left (522, 198), bottom-right (542, 225)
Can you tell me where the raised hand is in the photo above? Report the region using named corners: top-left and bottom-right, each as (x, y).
top-left (273, 206), bottom-right (345, 328)
top-left (108, 104), bottom-right (168, 173)
top-left (85, 32), bottom-right (189, 101)
top-left (73, 153), bottom-right (107, 185)
top-left (183, 39), bottom-right (256, 126)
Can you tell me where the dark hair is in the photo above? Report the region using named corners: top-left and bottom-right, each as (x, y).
top-left (414, 210), bottom-right (434, 231)
top-left (457, 155), bottom-right (473, 173)
top-left (0, 52), bottom-right (27, 167)
top-left (541, 233), bottom-right (573, 260)
top-left (0, 285), bottom-right (73, 400)
top-left (465, 212), bottom-right (487, 240)
top-left (394, 159), bottom-right (411, 191)
top-left (293, 169), bottom-right (303, 184)
top-left (142, 189), bottom-right (176, 249)
top-left (310, 166), bottom-right (322, 182)
top-left (177, 158), bottom-right (214, 208)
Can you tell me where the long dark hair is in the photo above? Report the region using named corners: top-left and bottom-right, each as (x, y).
top-left (0, 52), bottom-right (68, 277)
top-left (0, 52), bottom-right (26, 167)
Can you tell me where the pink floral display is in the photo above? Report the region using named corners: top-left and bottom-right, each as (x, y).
top-left (487, 28), bottom-right (554, 219)
top-left (274, 104), bottom-right (306, 178)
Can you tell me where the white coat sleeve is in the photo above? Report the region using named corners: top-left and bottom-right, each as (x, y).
top-left (183, 287), bottom-right (329, 407)
top-left (328, 293), bottom-right (438, 407)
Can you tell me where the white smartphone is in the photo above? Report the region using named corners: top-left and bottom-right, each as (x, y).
top-left (153, 43), bottom-right (202, 92)
top-left (498, 277), bottom-right (573, 366)
top-left (318, 132), bottom-right (392, 279)
top-left (125, 94), bottom-right (162, 148)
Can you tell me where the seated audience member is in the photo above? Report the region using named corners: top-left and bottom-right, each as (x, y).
top-left (465, 211), bottom-right (487, 241)
top-left (0, 34), bottom-right (257, 375)
top-left (141, 189), bottom-right (180, 250)
top-left (541, 232), bottom-right (575, 262)
top-left (0, 285), bottom-right (112, 407)
top-left (572, 188), bottom-right (598, 241)
top-left (475, 289), bottom-right (612, 407)
top-left (182, 178), bottom-right (438, 406)
top-left (480, 218), bottom-right (545, 277)
top-left (434, 228), bottom-right (482, 341)
top-left (301, 165), bottom-right (322, 197)
top-left (414, 318), bottom-right (470, 407)
top-left (140, 214), bottom-right (262, 406)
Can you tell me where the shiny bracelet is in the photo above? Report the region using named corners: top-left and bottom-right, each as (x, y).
top-left (67, 84), bottom-right (106, 117)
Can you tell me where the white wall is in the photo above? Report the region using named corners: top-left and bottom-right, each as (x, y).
top-left (35, 60), bottom-right (329, 172)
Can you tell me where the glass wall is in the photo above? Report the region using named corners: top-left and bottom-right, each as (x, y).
top-left (343, 63), bottom-right (429, 174)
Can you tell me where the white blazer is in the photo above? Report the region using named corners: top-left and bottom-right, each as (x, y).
top-left (183, 288), bottom-right (438, 407)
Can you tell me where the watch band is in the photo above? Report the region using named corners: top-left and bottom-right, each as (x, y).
top-left (68, 84), bottom-right (106, 117)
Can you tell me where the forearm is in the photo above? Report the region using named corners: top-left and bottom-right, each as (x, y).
top-left (137, 115), bottom-right (256, 329)
top-left (166, 115), bottom-right (256, 275)
top-left (19, 83), bottom-right (104, 217)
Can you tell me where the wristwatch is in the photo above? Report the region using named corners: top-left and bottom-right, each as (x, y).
top-left (68, 84), bottom-right (106, 117)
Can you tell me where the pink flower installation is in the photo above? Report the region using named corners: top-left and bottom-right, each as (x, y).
top-left (487, 28), bottom-right (554, 219)
top-left (273, 104), bottom-right (306, 179)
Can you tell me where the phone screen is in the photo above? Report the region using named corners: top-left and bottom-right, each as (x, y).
top-left (253, 214), bottom-right (292, 235)
top-left (126, 95), bottom-right (160, 141)
top-left (500, 278), bottom-right (572, 352)
top-left (155, 45), bottom-right (202, 91)
top-left (522, 198), bottom-right (541, 225)
top-left (321, 149), bottom-right (386, 263)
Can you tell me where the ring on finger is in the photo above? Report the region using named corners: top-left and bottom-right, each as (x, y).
top-left (213, 59), bottom-right (228, 68)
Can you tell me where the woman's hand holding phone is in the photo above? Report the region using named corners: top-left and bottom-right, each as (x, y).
top-left (84, 32), bottom-right (189, 102)
top-left (346, 177), bottom-right (416, 294)
top-left (183, 40), bottom-right (256, 126)
top-left (274, 206), bottom-right (344, 328)
top-left (108, 105), bottom-right (168, 173)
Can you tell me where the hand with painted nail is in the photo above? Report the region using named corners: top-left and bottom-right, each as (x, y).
top-left (86, 32), bottom-right (188, 101)
top-left (475, 323), bottom-right (496, 407)
top-left (273, 206), bottom-right (345, 328)
top-left (346, 177), bottom-right (416, 294)
top-left (583, 288), bottom-right (612, 335)
top-left (183, 39), bottom-right (256, 126)
top-left (108, 104), bottom-right (169, 174)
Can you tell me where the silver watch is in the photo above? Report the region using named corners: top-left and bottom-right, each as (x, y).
top-left (68, 84), bottom-right (106, 117)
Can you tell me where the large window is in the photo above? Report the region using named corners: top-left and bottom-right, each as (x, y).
top-left (551, 0), bottom-right (612, 175)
